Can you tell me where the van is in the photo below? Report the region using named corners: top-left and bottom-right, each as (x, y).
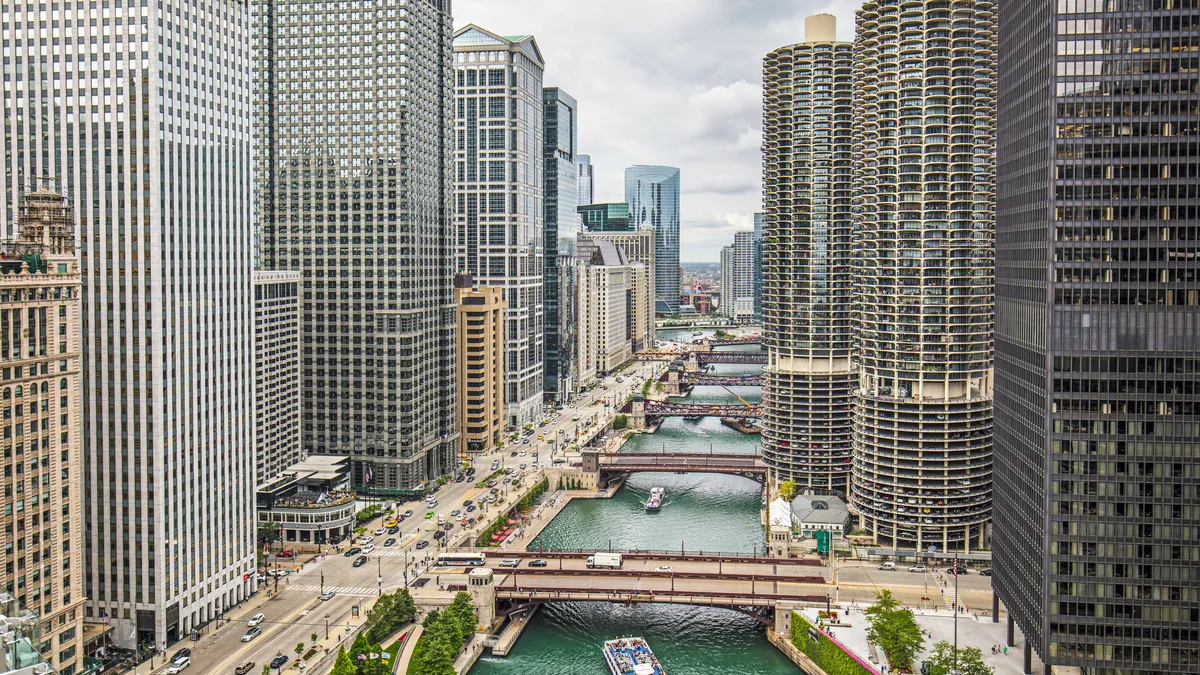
top-left (877, 562), bottom-right (896, 571)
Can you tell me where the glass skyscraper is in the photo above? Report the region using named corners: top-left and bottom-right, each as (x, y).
top-left (543, 87), bottom-right (579, 404)
top-left (4, 0), bottom-right (257, 649)
top-left (994, 0), bottom-right (1200, 671)
top-left (257, 0), bottom-right (459, 491)
top-left (625, 165), bottom-right (681, 314)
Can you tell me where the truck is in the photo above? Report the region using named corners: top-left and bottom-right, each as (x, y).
top-left (586, 552), bottom-right (623, 569)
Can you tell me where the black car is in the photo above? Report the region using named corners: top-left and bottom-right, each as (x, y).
top-left (270, 655), bottom-right (289, 669)
top-left (353, 555), bottom-right (368, 567)
top-left (979, 568), bottom-right (993, 577)
top-left (171, 648), bottom-right (191, 663)
top-left (343, 547), bottom-right (361, 557)
top-left (443, 522), bottom-right (453, 531)
top-left (387, 525), bottom-right (400, 535)
top-left (432, 531), bottom-right (445, 540)
top-left (466, 505), bottom-right (476, 513)
top-left (383, 538), bottom-right (397, 547)
top-left (529, 559), bottom-right (548, 567)
top-left (416, 540), bottom-right (430, 549)
top-left (463, 499), bottom-right (473, 507)
top-left (510, 451), bottom-right (518, 457)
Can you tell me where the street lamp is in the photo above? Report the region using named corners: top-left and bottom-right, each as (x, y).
top-left (325, 613), bottom-right (329, 641)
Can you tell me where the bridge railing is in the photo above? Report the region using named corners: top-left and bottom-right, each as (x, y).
top-left (449, 547), bottom-right (822, 564)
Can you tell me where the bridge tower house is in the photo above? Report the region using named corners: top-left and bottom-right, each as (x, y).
top-left (628, 394), bottom-right (647, 430)
top-left (666, 363), bottom-right (682, 396)
top-left (697, 337), bottom-right (714, 352)
top-left (468, 567), bottom-right (497, 631)
top-left (684, 351), bottom-right (701, 372)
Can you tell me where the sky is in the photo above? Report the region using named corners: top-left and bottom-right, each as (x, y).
top-left (454, 0), bottom-right (859, 262)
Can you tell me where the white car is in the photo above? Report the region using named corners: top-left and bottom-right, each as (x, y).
top-left (375, 527), bottom-right (386, 536)
top-left (655, 566), bottom-right (673, 572)
top-left (362, 543), bottom-right (375, 554)
top-left (498, 558), bottom-right (520, 568)
top-left (248, 612), bottom-right (265, 627)
top-left (166, 657), bottom-right (190, 674)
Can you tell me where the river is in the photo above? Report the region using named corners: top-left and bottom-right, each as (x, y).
top-left (470, 332), bottom-right (799, 674)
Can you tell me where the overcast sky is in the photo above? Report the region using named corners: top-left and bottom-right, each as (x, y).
top-left (455, 0), bottom-right (858, 261)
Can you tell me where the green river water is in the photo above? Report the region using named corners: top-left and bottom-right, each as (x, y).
top-left (470, 331), bottom-right (800, 674)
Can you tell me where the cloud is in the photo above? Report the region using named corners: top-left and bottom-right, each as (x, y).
top-left (454, 0), bottom-right (861, 261)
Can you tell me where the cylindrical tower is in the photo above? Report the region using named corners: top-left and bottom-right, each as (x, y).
top-left (761, 16), bottom-right (856, 497)
top-left (851, 0), bottom-right (996, 552)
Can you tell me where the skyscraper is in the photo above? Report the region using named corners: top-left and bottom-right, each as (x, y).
top-left (761, 15), bottom-right (856, 498)
top-left (625, 166), bottom-right (681, 315)
top-left (752, 213), bottom-right (765, 322)
top-left (254, 271), bottom-right (303, 486)
top-left (454, 25), bottom-right (546, 426)
top-left (576, 155), bottom-right (595, 214)
top-left (257, 0), bottom-right (459, 490)
top-left (455, 275), bottom-right (506, 455)
top-left (579, 203), bottom-right (633, 232)
top-left (3, 0), bottom-right (258, 646)
top-left (994, 0), bottom-right (1200, 670)
top-left (720, 230), bottom-right (756, 322)
top-left (851, 0), bottom-right (996, 552)
top-left (543, 88), bottom-right (579, 405)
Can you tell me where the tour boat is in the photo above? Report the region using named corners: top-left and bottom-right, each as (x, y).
top-left (644, 487), bottom-right (664, 511)
top-left (603, 637), bottom-right (665, 675)
top-left (682, 415), bottom-right (703, 422)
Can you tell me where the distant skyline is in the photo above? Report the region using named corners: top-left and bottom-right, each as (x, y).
top-left (454, 0), bottom-right (858, 261)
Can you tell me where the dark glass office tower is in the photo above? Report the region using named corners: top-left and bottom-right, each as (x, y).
top-left (543, 87), bottom-right (580, 405)
top-left (994, 0), bottom-right (1200, 672)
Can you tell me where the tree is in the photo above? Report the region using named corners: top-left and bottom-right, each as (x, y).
top-left (865, 590), bottom-right (924, 671)
top-left (925, 641), bottom-right (994, 675)
top-left (311, 632), bottom-right (319, 645)
top-left (779, 480), bottom-right (798, 501)
top-left (330, 647), bottom-right (356, 675)
top-left (261, 665), bottom-right (272, 675)
top-left (295, 642), bottom-right (305, 659)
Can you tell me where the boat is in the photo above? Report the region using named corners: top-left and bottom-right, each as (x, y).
top-left (692, 331), bottom-right (703, 336)
top-left (644, 487), bottom-right (664, 511)
top-left (682, 415), bottom-right (703, 422)
top-left (603, 637), bottom-right (665, 675)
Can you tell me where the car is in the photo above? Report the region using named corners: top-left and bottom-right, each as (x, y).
top-left (522, 438), bottom-right (530, 444)
top-left (490, 488), bottom-right (500, 495)
top-left (416, 540), bottom-right (430, 550)
top-left (511, 450), bottom-right (519, 456)
top-left (519, 463), bottom-right (527, 470)
top-left (451, 509), bottom-right (461, 517)
top-left (375, 527), bottom-right (386, 536)
top-left (425, 511), bottom-right (435, 519)
top-left (487, 480), bottom-right (498, 488)
top-left (498, 558), bottom-right (520, 568)
top-left (519, 450), bottom-right (528, 457)
top-left (443, 522), bottom-right (453, 531)
top-left (166, 657), bottom-right (190, 673)
top-left (909, 565), bottom-right (927, 573)
top-left (432, 531), bottom-right (445, 540)
top-left (257, 573), bottom-right (268, 583)
top-left (463, 499), bottom-right (473, 507)
top-left (502, 477), bottom-right (511, 484)
top-left (248, 613), bottom-right (265, 627)
top-left (466, 505), bottom-right (476, 513)
top-left (234, 662), bottom-right (256, 675)
top-left (170, 649), bottom-right (191, 663)
top-left (404, 510), bottom-right (414, 518)
top-left (529, 559), bottom-right (548, 567)
top-left (979, 568), bottom-right (993, 577)
top-left (353, 556), bottom-right (368, 567)
top-left (655, 566), bottom-right (673, 572)
top-left (387, 525), bottom-right (400, 535)
top-left (362, 543), bottom-right (375, 553)
top-left (531, 452), bottom-right (539, 458)
top-left (241, 627), bottom-right (262, 642)
top-left (344, 547), bottom-right (361, 557)
top-left (275, 550), bottom-right (295, 558)
top-left (455, 475), bottom-right (465, 483)
top-left (383, 538), bottom-right (397, 547)
top-left (320, 591), bottom-right (336, 601)
top-left (358, 536), bottom-right (374, 545)
top-left (270, 655), bottom-right (289, 669)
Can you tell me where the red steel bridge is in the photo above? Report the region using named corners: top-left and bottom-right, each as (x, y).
top-left (671, 372), bottom-right (763, 387)
top-left (597, 451), bottom-right (767, 481)
top-left (641, 400), bottom-right (761, 418)
top-left (635, 350), bottom-right (767, 365)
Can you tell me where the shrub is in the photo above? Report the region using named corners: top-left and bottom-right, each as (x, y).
top-left (790, 611), bottom-right (873, 675)
top-left (612, 414), bottom-right (628, 430)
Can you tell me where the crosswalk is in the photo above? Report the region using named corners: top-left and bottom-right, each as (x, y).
top-left (290, 583), bottom-right (377, 597)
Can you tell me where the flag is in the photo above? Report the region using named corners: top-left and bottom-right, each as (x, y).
top-left (364, 464), bottom-right (373, 484)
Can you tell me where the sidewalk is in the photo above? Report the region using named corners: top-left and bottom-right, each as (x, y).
top-left (452, 634), bottom-right (489, 674)
top-left (394, 625), bottom-right (424, 675)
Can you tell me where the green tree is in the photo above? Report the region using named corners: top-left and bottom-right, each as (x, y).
top-left (311, 632), bottom-right (319, 645)
top-left (865, 590), bottom-right (924, 671)
top-left (295, 642), bottom-right (305, 659)
top-left (612, 414), bottom-right (628, 430)
top-left (924, 641), bottom-right (994, 675)
top-left (330, 647), bottom-right (356, 675)
top-left (779, 480), bottom-right (798, 501)
top-left (261, 665), bottom-right (272, 675)
top-left (421, 633), bottom-right (457, 675)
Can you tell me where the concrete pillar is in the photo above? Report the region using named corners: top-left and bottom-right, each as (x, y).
top-left (468, 567), bottom-right (496, 631)
top-left (1007, 612), bottom-right (1015, 647)
top-left (774, 601), bottom-right (800, 635)
top-left (964, 526), bottom-right (971, 555)
top-left (992, 590), bottom-right (1000, 623)
top-left (1023, 638), bottom-right (1033, 675)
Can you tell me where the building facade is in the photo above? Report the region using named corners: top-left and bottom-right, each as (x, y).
top-left (752, 213), bottom-right (764, 322)
top-left (851, 0), bottom-right (996, 551)
top-left (575, 155), bottom-right (594, 220)
top-left (576, 242), bottom-right (645, 385)
top-left (761, 16), bottom-right (857, 499)
top-left (454, 25), bottom-right (546, 426)
top-left (993, 0), bottom-right (1200, 671)
top-left (256, 0), bottom-right (459, 492)
top-left (256, 455), bottom-right (355, 547)
top-left (720, 231), bottom-right (756, 322)
top-left (254, 271), bottom-right (302, 486)
top-left (0, 189), bottom-right (84, 675)
top-left (543, 88), bottom-right (579, 406)
top-left (2, 0), bottom-right (259, 648)
top-left (625, 166), bottom-right (681, 315)
top-left (455, 276), bottom-right (507, 456)
top-left (578, 203), bottom-right (633, 232)
top-left (577, 230), bottom-right (655, 353)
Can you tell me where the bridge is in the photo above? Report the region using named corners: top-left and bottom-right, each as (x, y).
top-left (662, 371), bottom-right (763, 394)
top-left (705, 336), bottom-right (762, 347)
top-left (643, 400), bottom-right (760, 418)
top-left (438, 551), bottom-right (829, 626)
top-left (597, 451), bottom-right (767, 481)
top-left (634, 350), bottom-right (767, 366)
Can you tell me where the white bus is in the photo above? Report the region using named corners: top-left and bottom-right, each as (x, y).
top-left (436, 552), bottom-right (486, 567)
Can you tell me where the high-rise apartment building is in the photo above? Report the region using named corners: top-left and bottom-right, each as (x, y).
top-left (576, 155), bottom-right (595, 217)
top-left (454, 25), bottom-right (546, 426)
top-left (576, 242), bottom-right (648, 385)
top-left (455, 275), bottom-right (506, 455)
top-left (543, 88), bottom-right (579, 405)
top-left (256, 0), bottom-right (459, 491)
top-left (0, 188), bottom-right (84, 675)
top-left (625, 166), bottom-right (681, 315)
top-left (761, 15), bottom-right (857, 498)
top-left (577, 229), bottom-right (656, 353)
top-left (720, 231), bottom-right (756, 322)
top-left (851, 0), bottom-right (996, 551)
top-left (752, 213), bottom-right (765, 322)
top-left (3, 0), bottom-right (258, 647)
top-left (994, 0), bottom-right (1200, 671)
top-left (254, 271), bottom-right (302, 486)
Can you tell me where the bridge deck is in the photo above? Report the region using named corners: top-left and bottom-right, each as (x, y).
top-left (453, 548), bottom-right (821, 566)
